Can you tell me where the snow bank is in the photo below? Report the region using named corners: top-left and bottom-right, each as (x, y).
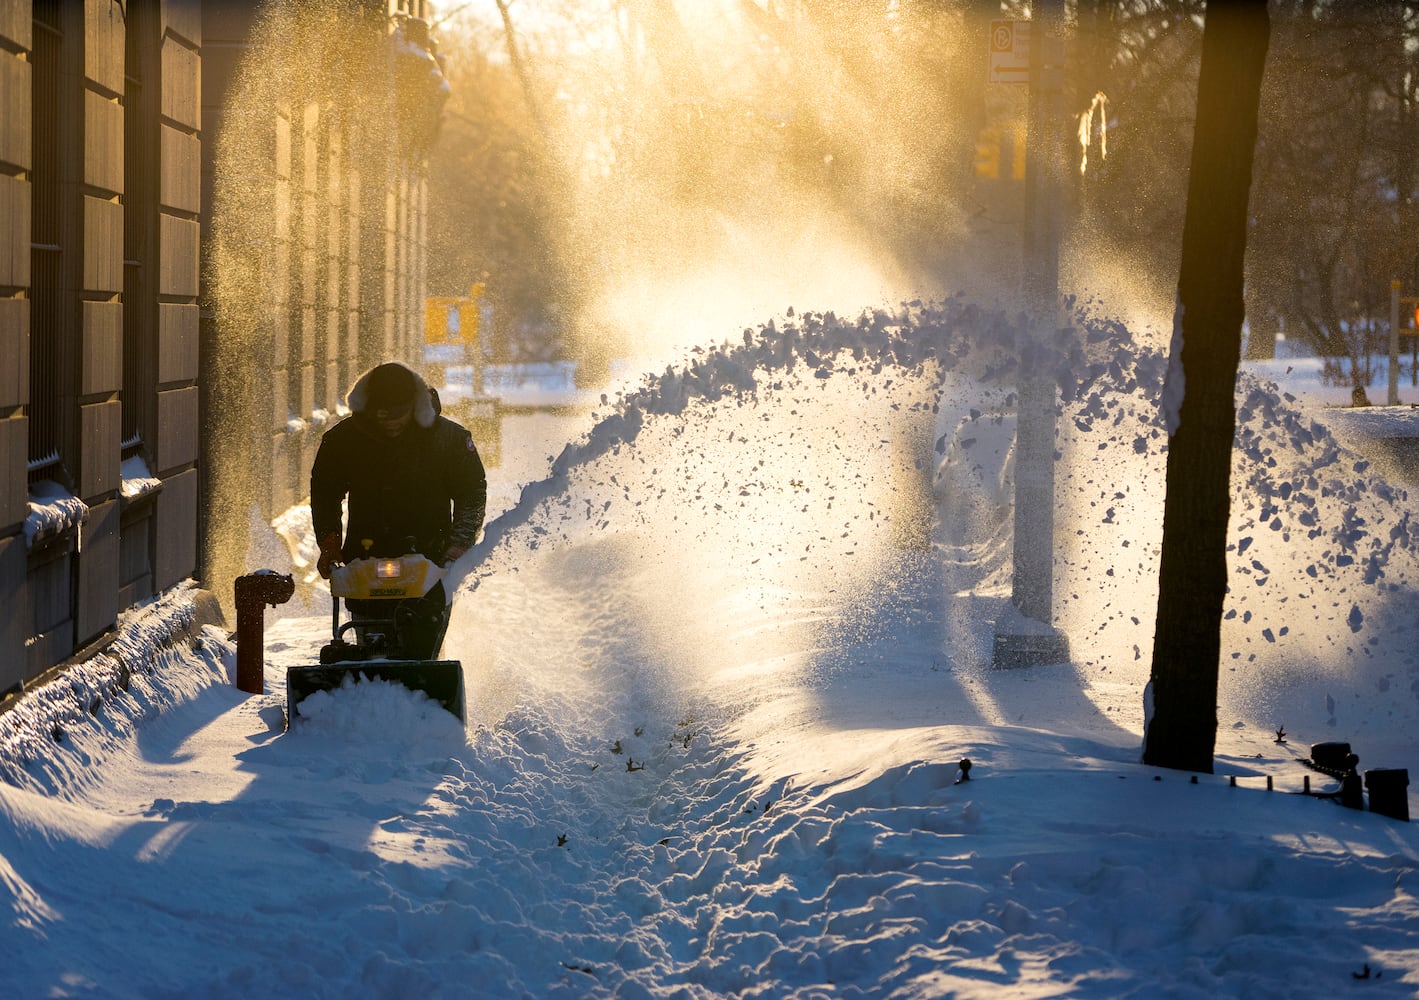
top-left (0, 583), bottom-right (229, 797)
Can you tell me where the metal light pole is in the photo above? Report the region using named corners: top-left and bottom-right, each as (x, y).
top-left (1390, 279), bottom-right (1400, 406)
top-left (993, 0), bottom-right (1071, 669)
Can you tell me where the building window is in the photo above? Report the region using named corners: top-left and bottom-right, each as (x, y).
top-left (123, 0), bottom-right (157, 458)
top-left (29, 0), bottom-right (64, 485)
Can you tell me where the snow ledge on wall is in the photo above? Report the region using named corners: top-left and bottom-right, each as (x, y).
top-left (120, 455), bottom-right (163, 504)
top-left (25, 481), bottom-right (88, 552)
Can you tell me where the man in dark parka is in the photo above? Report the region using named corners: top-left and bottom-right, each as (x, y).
top-left (310, 362), bottom-right (486, 657)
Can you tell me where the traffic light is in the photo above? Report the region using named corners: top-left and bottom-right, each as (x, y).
top-left (975, 125), bottom-right (1000, 180)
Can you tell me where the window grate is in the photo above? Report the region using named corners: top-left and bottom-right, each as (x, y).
top-left (122, 0), bottom-right (156, 446)
top-left (29, 1), bottom-right (64, 485)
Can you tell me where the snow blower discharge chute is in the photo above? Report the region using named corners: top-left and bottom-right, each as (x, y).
top-left (286, 553), bottom-right (465, 724)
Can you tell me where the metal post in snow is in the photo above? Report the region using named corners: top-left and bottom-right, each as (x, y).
top-left (1390, 278), bottom-right (1401, 406)
top-left (993, 0), bottom-right (1070, 669)
top-left (233, 571), bottom-right (295, 694)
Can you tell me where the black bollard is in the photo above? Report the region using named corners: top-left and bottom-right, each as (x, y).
top-left (1364, 769), bottom-right (1410, 822)
top-left (1310, 742), bottom-right (1351, 771)
top-left (1339, 755), bottom-right (1364, 810)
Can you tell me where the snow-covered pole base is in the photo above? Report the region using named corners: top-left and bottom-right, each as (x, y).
top-left (991, 599), bottom-right (1071, 670)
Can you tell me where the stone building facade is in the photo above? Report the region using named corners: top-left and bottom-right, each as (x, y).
top-left (0, 0), bottom-right (441, 696)
top-left (199, 0), bottom-right (442, 615)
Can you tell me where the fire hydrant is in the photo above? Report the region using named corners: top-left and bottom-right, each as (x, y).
top-left (233, 571), bottom-right (295, 694)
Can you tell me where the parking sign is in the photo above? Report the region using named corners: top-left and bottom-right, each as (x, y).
top-left (988, 19), bottom-right (1031, 84)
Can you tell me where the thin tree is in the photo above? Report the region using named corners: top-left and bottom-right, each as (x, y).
top-left (1143, 0), bottom-right (1270, 773)
top-left (493, 0), bottom-right (550, 142)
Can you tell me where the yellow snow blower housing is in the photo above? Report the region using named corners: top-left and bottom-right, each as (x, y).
top-left (286, 554), bottom-right (465, 726)
top-left (329, 555), bottom-right (443, 601)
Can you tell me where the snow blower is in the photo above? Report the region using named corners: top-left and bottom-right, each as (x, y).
top-left (285, 552), bottom-right (465, 725)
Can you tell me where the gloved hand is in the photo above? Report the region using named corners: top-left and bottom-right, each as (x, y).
top-left (441, 544), bottom-right (468, 567)
top-left (316, 533), bottom-right (343, 579)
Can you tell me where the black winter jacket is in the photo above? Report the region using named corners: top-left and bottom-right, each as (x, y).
top-left (310, 365), bottom-right (487, 563)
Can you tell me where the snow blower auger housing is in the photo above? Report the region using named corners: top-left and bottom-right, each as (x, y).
top-left (286, 553), bottom-right (465, 724)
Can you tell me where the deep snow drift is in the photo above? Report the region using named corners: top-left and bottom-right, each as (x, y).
top-left (1, 300), bottom-right (1417, 998)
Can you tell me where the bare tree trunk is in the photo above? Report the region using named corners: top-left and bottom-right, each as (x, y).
top-left (1143, 0), bottom-right (1270, 773)
top-left (493, 0), bottom-right (549, 142)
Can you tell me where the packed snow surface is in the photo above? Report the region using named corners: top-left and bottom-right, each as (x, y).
top-left (2, 300), bottom-right (1418, 998)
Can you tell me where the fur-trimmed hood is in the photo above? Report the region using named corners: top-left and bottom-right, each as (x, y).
top-left (346, 362), bottom-right (437, 428)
